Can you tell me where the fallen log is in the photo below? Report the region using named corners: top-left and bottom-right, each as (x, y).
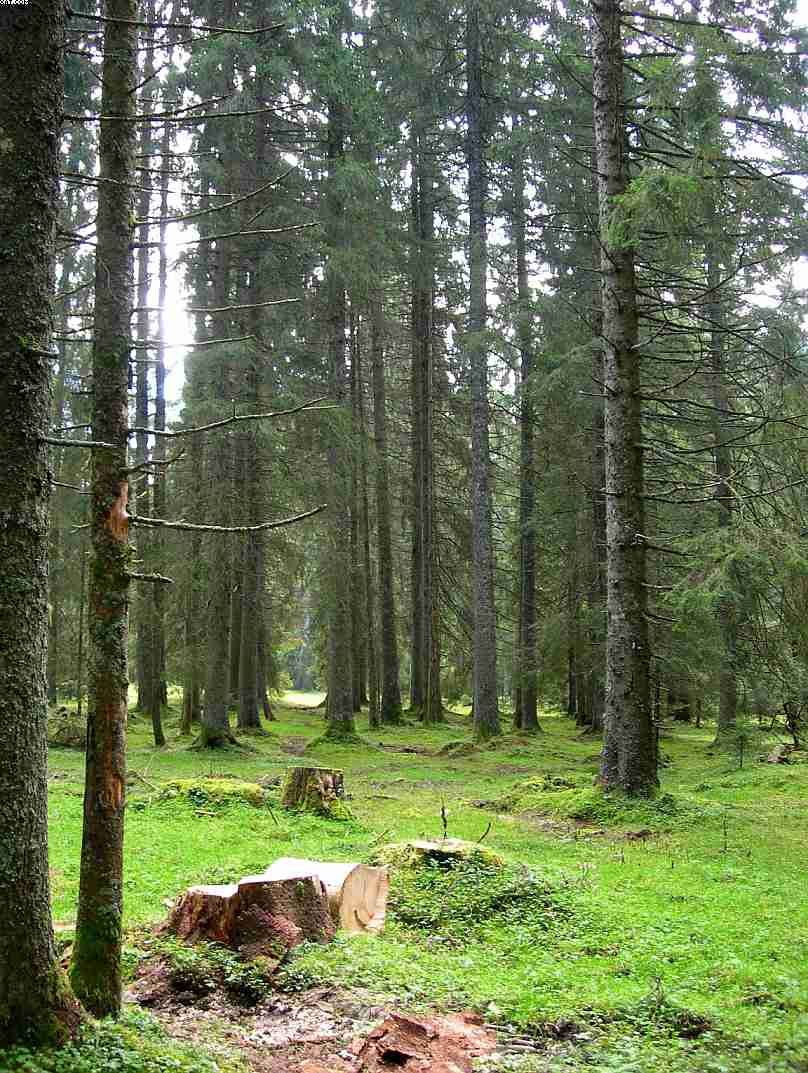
top-left (263, 857), bottom-right (389, 934)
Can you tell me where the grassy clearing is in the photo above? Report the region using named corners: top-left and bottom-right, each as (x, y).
top-left (39, 692), bottom-right (808, 1071)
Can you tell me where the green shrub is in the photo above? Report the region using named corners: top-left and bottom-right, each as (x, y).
top-left (152, 937), bottom-right (274, 1006)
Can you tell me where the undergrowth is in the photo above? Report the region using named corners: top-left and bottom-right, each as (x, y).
top-left (1, 1008), bottom-right (243, 1073)
top-left (388, 856), bottom-right (573, 940)
top-left (34, 694), bottom-right (808, 1073)
top-left (147, 935), bottom-right (275, 1006)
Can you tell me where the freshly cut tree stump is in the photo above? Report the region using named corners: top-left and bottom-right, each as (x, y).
top-left (161, 883), bottom-right (239, 944)
top-left (263, 858), bottom-right (389, 934)
top-left (236, 873), bottom-right (336, 945)
top-left (160, 872), bottom-right (335, 960)
top-left (281, 767), bottom-right (349, 818)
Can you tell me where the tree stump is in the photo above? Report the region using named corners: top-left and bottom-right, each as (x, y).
top-left (160, 883), bottom-right (239, 945)
top-left (263, 858), bottom-right (389, 934)
top-left (281, 767), bottom-right (348, 817)
top-left (160, 871), bottom-right (335, 964)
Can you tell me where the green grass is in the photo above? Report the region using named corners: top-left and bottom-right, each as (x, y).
top-left (38, 692), bottom-right (808, 1071)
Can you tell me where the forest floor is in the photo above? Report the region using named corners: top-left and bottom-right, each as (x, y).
top-left (10, 694), bottom-right (808, 1073)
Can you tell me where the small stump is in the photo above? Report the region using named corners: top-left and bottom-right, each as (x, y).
top-left (281, 766), bottom-right (350, 818)
top-left (373, 838), bottom-right (504, 870)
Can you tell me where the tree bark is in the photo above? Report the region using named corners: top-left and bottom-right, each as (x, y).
top-left (592, 0), bottom-right (656, 795)
top-left (707, 246), bottom-right (738, 746)
top-left (132, 9), bottom-right (155, 715)
top-left (371, 299), bottom-right (403, 725)
top-left (466, 3), bottom-right (500, 740)
top-left (350, 310), bottom-right (367, 712)
top-left (0, 0), bottom-right (84, 1046)
top-left (323, 5), bottom-right (356, 739)
top-left (146, 105), bottom-right (170, 749)
top-left (202, 432), bottom-right (237, 747)
top-left (511, 126), bottom-right (539, 733)
top-left (71, 0), bottom-right (138, 1017)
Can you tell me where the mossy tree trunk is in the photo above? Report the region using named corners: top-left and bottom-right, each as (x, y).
top-left (0, 1), bottom-right (84, 1047)
top-left (71, 0), bottom-right (138, 1016)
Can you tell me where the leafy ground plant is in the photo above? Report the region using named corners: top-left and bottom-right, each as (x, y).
top-left (0, 1008), bottom-right (244, 1073)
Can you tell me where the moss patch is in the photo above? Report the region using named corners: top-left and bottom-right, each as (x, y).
top-left (158, 779), bottom-right (272, 809)
top-left (488, 777), bottom-right (718, 830)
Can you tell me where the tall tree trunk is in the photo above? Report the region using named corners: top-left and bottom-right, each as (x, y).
top-left (409, 118), bottom-right (442, 723)
top-left (256, 543), bottom-right (274, 722)
top-left (583, 225), bottom-right (607, 733)
top-left (512, 126), bottom-right (539, 732)
top-left (202, 432), bottom-right (237, 746)
top-left (47, 353), bottom-right (68, 705)
top-left (229, 448), bottom-right (245, 704)
top-left (199, 226), bottom-right (235, 746)
top-left (409, 130), bottom-right (426, 716)
top-left (466, 2), bottom-right (500, 740)
top-left (358, 329), bottom-right (380, 730)
top-left (707, 247), bottom-right (737, 746)
top-left (0, 0), bottom-right (83, 1046)
top-left (592, 0), bottom-right (656, 795)
top-left (77, 536), bottom-right (87, 719)
top-left (133, 9), bottom-right (155, 714)
top-left (324, 8), bottom-right (356, 739)
top-left (237, 349), bottom-right (261, 730)
top-left (350, 309), bottom-right (366, 712)
top-left (147, 108), bottom-right (170, 749)
top-left (71, 0), bottom-right (138, 1016)
top-left (370, 297), bottom-right (403, 724)
top-left (181, 436), bottom-right (204, 734)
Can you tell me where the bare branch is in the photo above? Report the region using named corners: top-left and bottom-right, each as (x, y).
top-left (66, 7), bottom-right (285, 37)
top-left (132, 222), bottom-right (316, 249)
top-left (128, 396), bottom-right (332, 439)
top-left (45, 436), bottom-right (118, 449)
top-left (128, 572), bottom-right (175, 584)
top-left (132, 296), bottom-right (300, 315)
top-left (136, 168), bottom-right (297, 225)
top-left (130, 504), bottom-right (327, 533)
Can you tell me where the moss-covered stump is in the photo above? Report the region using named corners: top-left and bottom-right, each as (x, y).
top-left (280, 767), bottom-right (352, 819)
top-left (47, 706), bottom-right (87, 749)
top-left (158, 778), bottom-right (271, 809)
top-left (373, 838), bottom-right (504, 870)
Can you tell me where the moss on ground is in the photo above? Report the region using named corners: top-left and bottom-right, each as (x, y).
top-left (157, 778), bottom-right (271, 809)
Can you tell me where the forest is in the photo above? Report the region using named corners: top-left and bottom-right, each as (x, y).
top-left (1, 0), bottom-right (808, 1070)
